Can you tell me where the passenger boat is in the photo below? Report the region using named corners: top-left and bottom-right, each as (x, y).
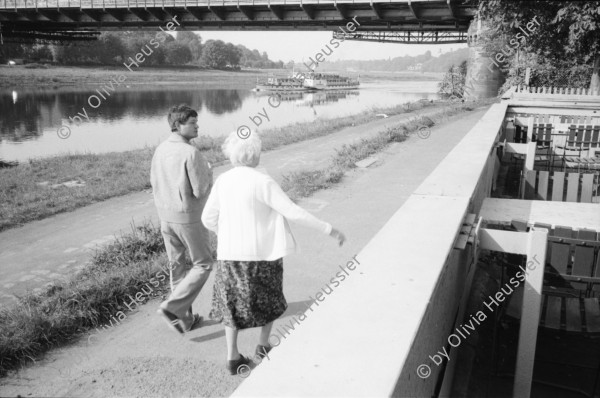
top-left (255, 71), bottom-right (360, 91)
top-left (301, 72), bottom-right (360, 90)
top-left (254, 76), bottom-right (308, 92)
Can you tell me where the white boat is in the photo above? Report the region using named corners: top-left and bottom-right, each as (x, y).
top-left (255, 76), bottom-right (309, 92)
top-left (301, 72), bottom-right (360, 90)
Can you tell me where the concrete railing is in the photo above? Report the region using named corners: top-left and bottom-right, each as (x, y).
top-left (232, 102), bottom-right (508, 397)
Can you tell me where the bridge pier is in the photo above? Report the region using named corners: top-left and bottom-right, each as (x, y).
top-left (464, 18), bottom-right (504, 100)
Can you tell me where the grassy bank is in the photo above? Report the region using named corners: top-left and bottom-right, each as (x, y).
top-left (0, 101), bottom-right (493, 378)
top-left (0, 65), bottom-right (442, 88)
top-left (0, 222), bottom-right (217, 377)
top-left (0, 65), bottom-right (270, 88)
top-left (0, 99), bottom-right (441, 233)
top-left (281, 100), bottom-right (494, 200)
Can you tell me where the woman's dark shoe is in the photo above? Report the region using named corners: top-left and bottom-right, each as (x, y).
top-left (227, 355), bottom-right (251, 375)
top-left (255, 344), bottom-right (272, 359)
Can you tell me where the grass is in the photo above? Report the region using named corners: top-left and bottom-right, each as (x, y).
top-left (0, 100), bottom-right (490, 378)
top-left (0, 221), bottom-right (218, 377)
top-left (281, 101), bottom-right (490, 201)
top-left (0, 222), bottom-right (166, 376)
top-left (0, 65), bottom-right (271, 88)
top-left (0, 149), bottom-right (155, 232)
top-left (0, 99), bottom-right (440, 233)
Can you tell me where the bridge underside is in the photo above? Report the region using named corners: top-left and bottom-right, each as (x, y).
top-left (0, 0), bottom-right (474, 42)
top-left (333, 30), bottom-right (467, 44)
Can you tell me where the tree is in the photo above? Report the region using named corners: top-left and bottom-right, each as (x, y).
top-left (225, 43), bottom-right (242, 68)
top-left (473, 0), bottom-right (600, 90)
top-left (121, 31), bottom-right (168, 66)
top-left (20, 44), bottom-right (53, 62)
top-left (163, 41), bottom-right (192, 65)
top-left (438, 61), bottom-right (467, 98)
top-left (50, 42), bottom-right (96, 64)
top-left (97, 32), bottom-right (125, 64)
top-left (200, 40), bottom-right (229, 68)
top-left (176, 31), bottom-right (202, 62)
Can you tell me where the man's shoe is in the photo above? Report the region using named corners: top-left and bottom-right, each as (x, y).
top-left (227, 355), bottom-right (251, 375)
top-left (183, 314), bottom-right (203, 332)
top-left (156, 308), bottom-right (184, 335)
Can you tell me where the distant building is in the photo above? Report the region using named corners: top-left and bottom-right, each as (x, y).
top-left (408, 63), bottom-right (423, 71)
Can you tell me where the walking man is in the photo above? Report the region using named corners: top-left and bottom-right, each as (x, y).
top-left (151, 104), bottom-right (214, 334)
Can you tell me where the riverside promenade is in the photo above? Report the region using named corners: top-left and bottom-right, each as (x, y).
top-left (0, 102), bottom-right (470, 305)
top-left (0, 105), bottom-right (491, 397)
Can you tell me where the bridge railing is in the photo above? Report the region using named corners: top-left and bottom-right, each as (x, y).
top-left (0, 0), bottom-right (410, 9)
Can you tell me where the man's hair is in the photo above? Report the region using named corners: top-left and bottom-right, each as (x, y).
top-left (167, 104), bottom-right (198, 132)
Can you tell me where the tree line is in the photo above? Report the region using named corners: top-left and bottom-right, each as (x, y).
top-left (319, 48), bottom-right (469, 73)
top-left (0, 31), bottom-right (285, 69)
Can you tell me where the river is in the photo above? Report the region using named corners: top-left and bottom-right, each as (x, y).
top-left (0, 80), bottom-right (440, 163)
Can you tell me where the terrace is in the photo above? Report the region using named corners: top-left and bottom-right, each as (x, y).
top-left (229, 87), bottom-right (600, 397)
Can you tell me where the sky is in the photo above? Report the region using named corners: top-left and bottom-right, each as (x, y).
top-left (197, 31), bottom-right (467, 63)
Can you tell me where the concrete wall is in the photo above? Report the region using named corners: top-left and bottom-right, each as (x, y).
top-left (464, 19), bottom-right (505, 100)
top-left (231, 102), bottom-right (509, 397)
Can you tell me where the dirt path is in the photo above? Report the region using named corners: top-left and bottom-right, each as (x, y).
top-left (0, 106), bottom-right (490, 398)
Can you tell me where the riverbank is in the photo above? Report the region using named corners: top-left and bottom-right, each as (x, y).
top-left (0, 104), bottom-right (493, 397)
top-left (0, 65), bottom-right (267, 88)
top-left (0, 99), bottom-right (491, 380)
top-left (0, 99), bottom-right (443, 232)
top-left (0, 65), bottom-right (442, 88)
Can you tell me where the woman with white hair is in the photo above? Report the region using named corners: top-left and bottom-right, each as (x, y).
top-left (201, 130), bottom-right (345, 375)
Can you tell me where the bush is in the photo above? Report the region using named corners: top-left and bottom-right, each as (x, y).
top-left (386, 125), bottom-right (409, 142)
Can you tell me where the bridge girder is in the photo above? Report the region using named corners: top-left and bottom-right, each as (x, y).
top-left (0, 0), bottom-right (475, 33)
top-left (267, 4), bottom-right (283, 20)
top-left (332, 29), bottom-right (468, 44)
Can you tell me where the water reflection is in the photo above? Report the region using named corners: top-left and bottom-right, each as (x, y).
top-left (254, 90), bottom-right (359, 106)
top-left (0, 87), bottom-right (251, 144)
top-left (203, 90), bottom-right (243, 115)
top-left (0, 81), bottom-right (439, 162)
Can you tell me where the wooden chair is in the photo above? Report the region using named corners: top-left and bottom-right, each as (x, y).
top-left (523, 170), bottom-right (599, 203)
top-left (553, 124), bottom-right (600, 170)
top-left (511, 116), bottom-right (562, 170)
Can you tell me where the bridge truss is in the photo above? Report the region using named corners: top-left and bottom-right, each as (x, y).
top-left (333, 29), bottom-right (468, 44)
top-left (0, 0), bottom-right (475, 44)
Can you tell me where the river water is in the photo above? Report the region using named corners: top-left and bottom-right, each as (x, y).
top-left (0, 80), bottom-right (439, 162)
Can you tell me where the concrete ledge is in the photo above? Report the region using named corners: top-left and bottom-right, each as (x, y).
top-left (232, 103), bottom-right (508, 397)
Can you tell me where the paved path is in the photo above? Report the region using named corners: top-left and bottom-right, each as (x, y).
top-left (0, 106), bottom-right (490, 398)
top-left (0, 103), bottom-right (457, 305)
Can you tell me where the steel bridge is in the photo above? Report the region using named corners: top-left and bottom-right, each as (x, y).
top-left (0, 0), bottom-right (476, 43)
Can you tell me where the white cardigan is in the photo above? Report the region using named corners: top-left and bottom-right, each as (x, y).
top-left (201, 166), bottom-right (332, 261)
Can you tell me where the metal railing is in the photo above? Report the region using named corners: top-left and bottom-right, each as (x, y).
top-left (0, 0), bottom-right (418, 9)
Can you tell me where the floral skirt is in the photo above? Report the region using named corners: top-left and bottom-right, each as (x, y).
top-left (209, 258), bottom-right (287, 330)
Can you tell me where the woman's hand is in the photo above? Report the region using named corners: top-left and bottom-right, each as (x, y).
top-left (329, 228), bottom-right (346, 247)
